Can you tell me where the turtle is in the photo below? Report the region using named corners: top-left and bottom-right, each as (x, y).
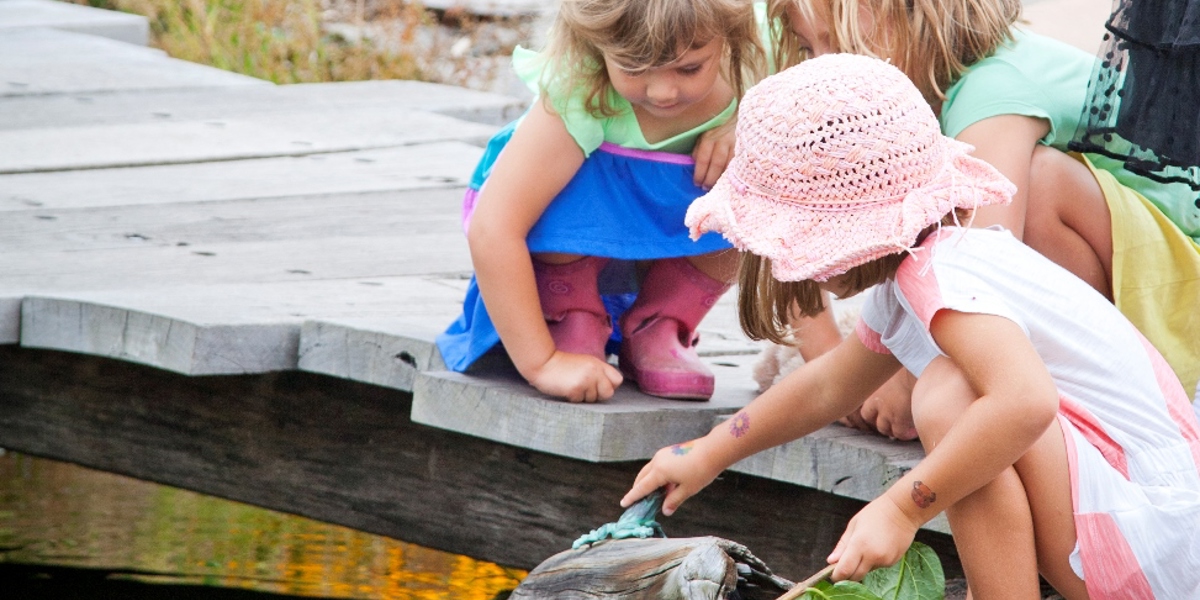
top-left (571, 488), bottom-right (667, 549)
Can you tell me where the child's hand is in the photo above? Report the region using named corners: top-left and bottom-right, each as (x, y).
top-left (838, 370), bottom-right (917, 440)
top-left (692, 118), bottom-right (737, 190)
top-left (827, 494), bottom-right (919, 582)
top-left (527, 351), bottom-right (623, 403)
top-left (621, 438), bottom-right (721, 516)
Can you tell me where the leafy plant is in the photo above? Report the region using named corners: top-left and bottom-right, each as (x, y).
top-left (785, 543), bottom-right (944, 600)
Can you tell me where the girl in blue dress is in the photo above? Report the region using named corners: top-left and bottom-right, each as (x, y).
top-left (437, 0), bottom-right (778, 402)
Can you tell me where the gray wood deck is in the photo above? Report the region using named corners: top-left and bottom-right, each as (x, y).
top-left (0, 0), bottom-right (147, 45)
top-left (0, 0), bottom-right (942, 555)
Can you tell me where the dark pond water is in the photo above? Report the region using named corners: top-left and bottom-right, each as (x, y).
top-left (0, 451), bottom-right (525, 599)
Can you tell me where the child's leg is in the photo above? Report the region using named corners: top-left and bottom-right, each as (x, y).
top-left (684, 248), bottom-right (739, 283)
top-left (914, 356), bottom-right (1088, 599)
top-left (1023, 146), bottom-right (1114, 300)
top-left (911, 357), bottom-right (1041, 599)
top-left (1011, 417), bottom-right (1088, 599)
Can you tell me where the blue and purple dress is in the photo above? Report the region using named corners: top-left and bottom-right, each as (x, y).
top-left (436, 47), bottom-right (736, 372)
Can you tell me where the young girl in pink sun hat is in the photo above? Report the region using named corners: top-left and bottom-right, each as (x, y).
top-left (622, 54), bottom-right (1200, 599)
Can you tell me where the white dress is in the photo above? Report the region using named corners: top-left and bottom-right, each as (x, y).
top-left (858, 226), bottom-right (1200, 599)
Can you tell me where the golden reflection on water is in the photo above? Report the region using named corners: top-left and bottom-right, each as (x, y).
top-left (0, 452), bottom-right (525, 599)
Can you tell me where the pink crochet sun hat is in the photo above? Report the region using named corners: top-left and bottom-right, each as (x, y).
top-left (686, 53), bottom-right (1016, 282)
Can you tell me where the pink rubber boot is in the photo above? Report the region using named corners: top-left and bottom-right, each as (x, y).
top-left (618, 257), bottom-right (732, 400)
top-left (534, 256), bottom-right (612, 362)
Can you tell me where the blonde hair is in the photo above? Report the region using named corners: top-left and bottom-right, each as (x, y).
top-left (766, 0), bottom-right (1020, 104)
top-left (738, 210), bottom-right (971, 344)
top-left (541, 0), bottom-right (767, 117)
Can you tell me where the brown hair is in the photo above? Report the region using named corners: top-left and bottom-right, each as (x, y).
top-left (738, 252), bottom-right (904, 344)
top-left (541, 0), bottom-right (768, 116)
top-left (766, 0), bottom-right (1020, 104)
top-left (738, 209), bottom-right (972, 344)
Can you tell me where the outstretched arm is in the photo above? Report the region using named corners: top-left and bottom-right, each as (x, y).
top-left (468, 103), bottom-right (623, 402)
top-left (621, 333), bottom-right (902, 515)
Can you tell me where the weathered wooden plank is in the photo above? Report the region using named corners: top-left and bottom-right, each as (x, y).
top-left (0, 143), bottom-right (480, 212)
top-left (0, 345), bottom-right (962, 578)
top-left (410, 352), bottom-right (762, 462)
top-left (0, 232), bottom-right (470, 286)
top-left (18, 275), bottom-right (469, 375)
top-left (0, 0), bottom-right (149, 45)
top-left (0, 28), bottom-right (265, 98)
top-left (20, 296), bottom-right (298, 374)
top-left (728, 423), bottom-right (949, 535)
top-left (0, 180), bottom-right (473, 345)
top-left (298, 317), bottom-right (453, 392)
top-left (298, 268), bottom-right (758, 392)
top-left (0, 105), bottom-right (496, 174)
top-left (0, 234), bottom-right (471, 345)
top-left (0, 80), bottom-right (525, 132)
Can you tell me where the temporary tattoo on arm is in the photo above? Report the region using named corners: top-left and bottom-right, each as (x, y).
top-left (671, 442), bottom-right (694, 455)
top-left (911, 481), bottom-right (936, 509)
top-left (728, 412), bottom-right (750, 438)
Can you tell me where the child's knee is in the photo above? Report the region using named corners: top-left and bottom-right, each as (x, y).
top-left (1026, 147), bottom-right (1105, 223)
top-left (911, 357), bottom-right (977, 449)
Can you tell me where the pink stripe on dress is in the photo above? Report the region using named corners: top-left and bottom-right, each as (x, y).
top-left (895, 256), bottom-right (945, 329)
top-left (1134, 329), bottom-right (1200, 475)
top-left (1076, 512), bottom-right (1156, 599)
top-left (855, 318), bottom-right (890, 354)
top-left (597, 142), bottom-right (695, 165)
top-left (1060, 414), bottom-right (1081, 512)
top-left (1059, 394), bottom-right (1129, 479)
top-left (461, 187), bottom-right (480, 234)
top-left (1058, 415), bottom-right (1155, 599)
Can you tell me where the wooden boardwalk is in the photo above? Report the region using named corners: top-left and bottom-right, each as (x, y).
top-left (0, 0), bottom-right (1111, 582)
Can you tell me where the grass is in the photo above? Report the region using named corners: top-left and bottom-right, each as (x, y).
top-left (67, 0), bottom-right (473, 84)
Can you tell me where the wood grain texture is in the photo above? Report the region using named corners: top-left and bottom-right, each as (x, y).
top-left (0, 79), bottom-right (524, 131)
top-left (0, 106), bottom-right (496, 174)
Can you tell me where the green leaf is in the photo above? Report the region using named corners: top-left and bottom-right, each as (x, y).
top-left (801, 579), bottom-right (885, 599)
top-left (860, 542), bottom-right (945, 600)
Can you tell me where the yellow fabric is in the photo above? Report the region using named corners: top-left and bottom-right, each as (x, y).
top-left (1081, 154), bottom-right (1200, 398)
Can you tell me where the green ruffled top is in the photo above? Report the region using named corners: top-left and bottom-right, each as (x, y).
top-left (512, 46), bottom-right (737, 158)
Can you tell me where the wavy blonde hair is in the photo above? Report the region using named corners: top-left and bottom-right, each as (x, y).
top-left (766, 0), bottom-right (1020, 104)
top-left (540, 0), bottom-right (768, 117)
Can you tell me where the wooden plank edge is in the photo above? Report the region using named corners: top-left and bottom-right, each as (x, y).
top-left (412, 369), bottom-right (741, 463)
top-left (20, 296), bottom-right (297, 375)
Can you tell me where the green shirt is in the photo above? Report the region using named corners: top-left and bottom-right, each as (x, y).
top-left (509, 2), bottom-right (769, 158)
top-left (941, 29), bottom-right (1200, 241)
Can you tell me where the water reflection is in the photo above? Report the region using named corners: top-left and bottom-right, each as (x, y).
top-left (0, 451), bottom-right (524, 599)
